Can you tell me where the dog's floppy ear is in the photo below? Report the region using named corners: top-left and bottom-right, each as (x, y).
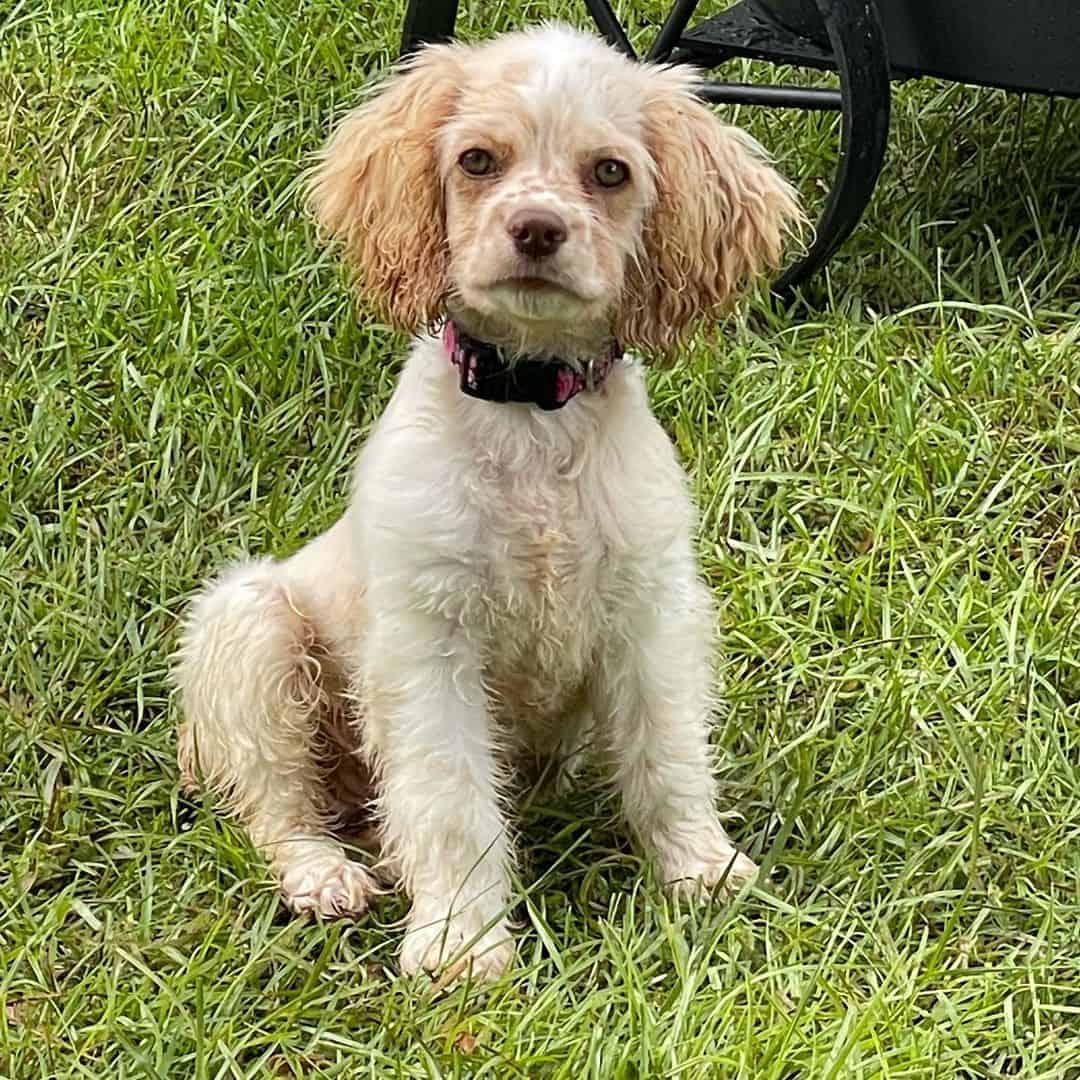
top-left (307, 45), bottom-right (463, 330)
top-left (618, 68), bottom-right (802, 356)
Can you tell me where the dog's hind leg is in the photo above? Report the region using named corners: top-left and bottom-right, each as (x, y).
top-left (175, 553), bottom-right (376, 917)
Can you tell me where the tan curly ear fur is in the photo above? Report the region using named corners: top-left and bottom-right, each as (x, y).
top-left (306, 46), bottom-right (463, 330)
top-left (618, 71), bottom-right (802, 356)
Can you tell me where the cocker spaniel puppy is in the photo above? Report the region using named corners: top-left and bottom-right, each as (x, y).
top-left (175, 24), bottom-right (799, 981)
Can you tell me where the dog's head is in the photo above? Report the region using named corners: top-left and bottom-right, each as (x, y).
top-left (308, 25), bottom-right (800, 357)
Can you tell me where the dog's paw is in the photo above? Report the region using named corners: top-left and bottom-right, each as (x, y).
top-left (400, 905), bottom-right (514, 985)
top-left (280, 852), bottom-right (376, 918)
top-left (656, 827), bottom-right (759, 899)
top-left (664, 847), bottom-right (759, 898)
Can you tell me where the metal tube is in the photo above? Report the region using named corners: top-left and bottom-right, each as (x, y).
top-left (400, 0), bottom-right (459, 55)
top-left (772, 0), bottom-right (891, 296)
top-left (696, 82), bottom-right (842, 110)
top-left (647, 0), bottom-right (702, 62)
top-left (582, 0), bottom-right (637, 58)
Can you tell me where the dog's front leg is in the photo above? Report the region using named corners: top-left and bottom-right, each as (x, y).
top-left (365, 605), bottom-right (514, 981)
top-left (595, 572), bottom-right (758, 896)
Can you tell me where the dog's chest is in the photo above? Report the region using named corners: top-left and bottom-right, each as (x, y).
top-left (471, 456), bottom-right (611, 722)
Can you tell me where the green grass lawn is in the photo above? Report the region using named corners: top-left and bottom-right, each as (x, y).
top-left (4, 0), bottom-right (1080, 1075)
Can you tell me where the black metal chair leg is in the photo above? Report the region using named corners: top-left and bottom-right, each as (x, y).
top-left (648, 0), bottom-right (700, 61)
top-left (401, 0), bottom-right (459, 56)
top-left (771, 0), bottom-right (891, 298)
top-left (582, 0), bottom-right (638, 57)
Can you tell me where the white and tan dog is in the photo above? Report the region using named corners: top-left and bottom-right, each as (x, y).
top-left (175, 24), bottom-right (799, 980)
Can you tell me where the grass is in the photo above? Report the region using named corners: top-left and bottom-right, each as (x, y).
top-left (3, 0), bottom-right (1080, 1075)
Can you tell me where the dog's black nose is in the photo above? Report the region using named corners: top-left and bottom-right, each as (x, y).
top-left (508, 210), bottom-right (567, 259)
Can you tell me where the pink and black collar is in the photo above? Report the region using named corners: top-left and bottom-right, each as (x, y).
top-left (443, 321), bottom-right (622, 411)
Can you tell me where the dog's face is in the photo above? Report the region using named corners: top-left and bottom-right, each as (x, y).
top-left (435, 48), bottom-right (657, 341)
top-left (309, 26), bottom-right (800, 356)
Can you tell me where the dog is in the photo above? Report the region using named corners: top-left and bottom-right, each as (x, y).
top-left (175, 23), bottom-right (800, 981)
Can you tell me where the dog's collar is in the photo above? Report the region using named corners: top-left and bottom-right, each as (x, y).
top-left (442, 321), bottom-right (622, 411)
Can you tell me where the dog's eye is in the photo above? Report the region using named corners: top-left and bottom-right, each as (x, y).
top-left (594, 159), bottom-right (629, 188)
top-left (459, 148), bottom-right (496, 177)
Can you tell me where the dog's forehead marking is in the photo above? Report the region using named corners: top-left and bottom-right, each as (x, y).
top-left (461, 30), bottom-right (647, 150)
top-left (520, 50), bottom-right (641, 125)
top-left (505, 78), bottom-right (637, 172)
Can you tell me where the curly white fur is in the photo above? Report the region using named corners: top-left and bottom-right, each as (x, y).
top-left (174, 24), bottom-right (799, 981)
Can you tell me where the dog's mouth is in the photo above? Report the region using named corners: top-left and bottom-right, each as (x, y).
top-left (456, 267), bottom-right (610, 332)
top-left (487, 272), bottom-right (610, 308)
top-left (481, 277), bottom-right (599, 326)
top-left (498, 274), bottom-right (576, 294)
